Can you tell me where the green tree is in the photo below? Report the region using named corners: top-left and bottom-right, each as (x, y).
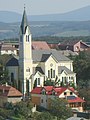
top-left (50, 98), bottom-right (72, 120)
top-left (13, 101), bottom-right (33, 119)
top-left (0, 64), bottom-right (9, 84)
top-left (34, 111), bottom-right (54, 120)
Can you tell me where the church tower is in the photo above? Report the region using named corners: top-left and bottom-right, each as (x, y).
top-left (19, 8), bottom-right (33, 96)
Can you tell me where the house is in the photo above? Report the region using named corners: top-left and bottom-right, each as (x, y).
top-left (0, 84), bottom-right (23, 106)
top-left (6, 8), bottom-right (76, 97)
top-left (0, 42), bottom-right (19, 55)
top-left (31, 86), bottom-right (85, 112)
top-left (58, 40), bottom-right (89, 52)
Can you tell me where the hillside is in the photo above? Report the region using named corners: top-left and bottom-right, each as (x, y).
top-left (0, 21), bottom-right (90, 40)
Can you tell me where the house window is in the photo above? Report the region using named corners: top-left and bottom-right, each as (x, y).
top-left (42, 91), bottom-right (46, 95)
top-left (64, 92), bottom-right (67, 95)
top-left (70, 92), bottom-right (73, 95)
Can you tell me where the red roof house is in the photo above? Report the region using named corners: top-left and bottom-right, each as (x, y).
top-left (31, 86), bottom-right (85, 112)
top-left (0, 84), bottom-right (23, 106)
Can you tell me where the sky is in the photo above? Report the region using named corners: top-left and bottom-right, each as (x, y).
top-left (0, 0), bottom-right (90, 15)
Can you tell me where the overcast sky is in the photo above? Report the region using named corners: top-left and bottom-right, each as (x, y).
top-left (0, 0), bottom-right (90, 15)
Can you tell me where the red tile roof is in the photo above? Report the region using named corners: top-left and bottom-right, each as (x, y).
top-left (31, 87), bottom-right (42, 94)
top-left (0, 85), bottom-right (23, 97)
top-left (44, 86), bottom-right (53, 91)
top-left (31, 86), bottom-right (85, 103)
top-left (32, 41), bottom-right (50, 50)
top-left (68, 97), bottom-right (85, 103)
top-left (31, 86), bottom-right (76, 96)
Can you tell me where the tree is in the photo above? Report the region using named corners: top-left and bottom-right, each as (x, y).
top-left (13, 101), bottom-right (33, 119)
top-left (50, 98), bottom-right (72, 120)
top-left (0, 63), bottom-right (9, 84)
top-left (34, 111), bottom-right (54, 120)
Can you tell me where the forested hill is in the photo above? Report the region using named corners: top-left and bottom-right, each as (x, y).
top-left (0, 21), bottom-right (90, 40)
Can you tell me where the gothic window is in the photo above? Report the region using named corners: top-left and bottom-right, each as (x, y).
top-left (51, 69), bottom-right (53, 78)
top-left (53, 70), bottom-right (55, 78)
top-left (11, 73), bottom-right (14, 83)
top-left (62, 77), bottom-right (67, 83)
top-left (48, 70), bottom-right (50, 78)
top-left (38, 78), bottom-right (40, 85)
top-left (26, 80), bottom-right (29, 96)
top-left (48, 69), bottom-right (55, 79)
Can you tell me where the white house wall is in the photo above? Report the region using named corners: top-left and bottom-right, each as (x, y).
top-left (59, 89), bottom-right (77, 98)
top-left (33, 72), bottom-right (44, 87)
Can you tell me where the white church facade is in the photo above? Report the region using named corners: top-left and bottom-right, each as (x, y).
top-left (6, 9), bottom-right (76, 96)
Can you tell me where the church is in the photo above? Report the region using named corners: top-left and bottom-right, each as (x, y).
top-left (6, 8), bottom-right (76, 96)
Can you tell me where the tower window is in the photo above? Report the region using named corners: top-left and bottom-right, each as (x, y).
top-left (26, 35), bottom-right (29, 42)
top-left (26, 35), bottom-right (28, 42)
top-left (28, 35), bottom-right (29, 42)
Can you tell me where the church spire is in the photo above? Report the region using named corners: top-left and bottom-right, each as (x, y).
top-left (20, 6), bottom-right (30, 34)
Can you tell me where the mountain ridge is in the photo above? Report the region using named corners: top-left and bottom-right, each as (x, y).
top-left (0, 6), bottom-right (90, 23)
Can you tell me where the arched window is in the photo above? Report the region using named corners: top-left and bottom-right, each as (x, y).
top-left (11, 73), bottom-right (14, 83)
top-left (48, 69), bottom-right (55, 79)
top-left (26, 35), bottom-right (28, 42)
top-left (51, 69), bottom-right (53, 78)
top-left (28, 35), bottom-right (29, 42)
top-left (26, 80), bottom-right (29, 96)
top-left (26, 35), bottom-right (29, 42)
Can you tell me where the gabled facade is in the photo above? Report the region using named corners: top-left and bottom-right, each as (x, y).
top-left (6, 9), bottom-right (77, 96)
top-left (31, 86), bottom-right (85, 112)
